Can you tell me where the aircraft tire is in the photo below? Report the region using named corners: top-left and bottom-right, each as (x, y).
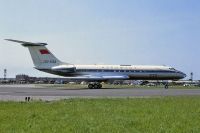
top-left (94, 84), bottom-right (99, 89)
top-left (88, 84), bottom-right (94, 89)
top-left (98, 84), bottom-right (102, 89)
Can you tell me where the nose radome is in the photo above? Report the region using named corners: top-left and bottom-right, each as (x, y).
top-left (183, 73), bottom-right (187, 78)
top-left (180, 72), bottom-right (186, 79)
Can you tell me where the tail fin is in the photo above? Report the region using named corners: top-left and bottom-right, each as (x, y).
top-left (5, 39), bottom-right (65, 69)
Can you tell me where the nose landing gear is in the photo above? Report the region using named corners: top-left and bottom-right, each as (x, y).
top-left (88, 82), bottom-right (102, 89)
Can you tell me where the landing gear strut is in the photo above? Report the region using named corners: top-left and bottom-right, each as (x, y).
top-left (164, 83), bottom-right (169, 89)
top-left (88, 82), bottom-right (102, 89)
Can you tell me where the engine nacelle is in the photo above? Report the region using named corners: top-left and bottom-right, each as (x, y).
top-left (52, 65), bottom-right (76, 73)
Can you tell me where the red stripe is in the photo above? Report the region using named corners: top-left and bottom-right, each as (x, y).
top-left (40, 49), bottom-right (50, 54)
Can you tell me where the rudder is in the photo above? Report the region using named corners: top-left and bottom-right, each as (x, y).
top-left (27, 46), bottom-right (62, 68)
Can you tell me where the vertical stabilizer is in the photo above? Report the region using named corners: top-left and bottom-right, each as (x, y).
top-left (5, 39), bottom-right (65, 69)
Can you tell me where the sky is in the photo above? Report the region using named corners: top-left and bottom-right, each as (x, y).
top-left (0, 0), bottom-right (200, 79)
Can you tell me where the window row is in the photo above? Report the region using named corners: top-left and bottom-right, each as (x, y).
top-left (76, 69), bottom-right (175, 73)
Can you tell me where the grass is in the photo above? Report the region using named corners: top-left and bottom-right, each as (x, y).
top-left (0, 97), bottom-right (200, 133)
top-left (36, 83), bottom-right (200, 89)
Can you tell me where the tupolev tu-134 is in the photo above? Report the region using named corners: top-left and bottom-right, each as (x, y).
top-left (5, 39), bottom-right (186, 89)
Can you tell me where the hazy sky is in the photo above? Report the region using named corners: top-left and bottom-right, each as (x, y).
top-left (0, 0), bottom-right (200, 79)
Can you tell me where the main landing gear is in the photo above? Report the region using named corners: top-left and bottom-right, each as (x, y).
top-left (164, 83), bottom-right (169, 89)
top-left (88, 82), bottom-right (102, 89)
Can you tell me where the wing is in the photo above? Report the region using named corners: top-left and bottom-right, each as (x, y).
top-left (64, 75), bottom-right (129, 82)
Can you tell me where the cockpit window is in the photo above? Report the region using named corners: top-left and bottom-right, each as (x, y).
top-left (169, 68), bottom-right (176, 71)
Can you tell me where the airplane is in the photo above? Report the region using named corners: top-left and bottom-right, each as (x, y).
top-left (5, 39), bottom-right (186, 89)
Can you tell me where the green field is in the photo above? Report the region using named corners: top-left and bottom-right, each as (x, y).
top-left (37, 83), bottom-right (200, 89)
top-left (0, 97), bottom-right (200, 133)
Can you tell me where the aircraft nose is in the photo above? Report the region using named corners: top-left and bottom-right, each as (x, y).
top-left (179, 72), bottom-right (186, 79)
top-left (183, 73), bottom-right (187, 78)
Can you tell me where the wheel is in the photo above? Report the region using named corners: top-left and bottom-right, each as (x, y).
top-left (88, 84), bottom-right (94, 89)
top-left (94, 84), bottom-right (99, 89)
top-left (98, 84), bottom-right (102, 89)
top-left (95, 83), bottom-right (102, 89)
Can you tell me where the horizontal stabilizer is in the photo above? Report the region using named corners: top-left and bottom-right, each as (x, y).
top-left (5, 39), bottom-right (47, 47)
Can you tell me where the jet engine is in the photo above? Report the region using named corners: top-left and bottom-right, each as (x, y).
top-left (52, 65), bottom-right (76, 73)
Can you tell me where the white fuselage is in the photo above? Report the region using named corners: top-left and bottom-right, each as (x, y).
top-left (39, 64), bottom-right (186, 81)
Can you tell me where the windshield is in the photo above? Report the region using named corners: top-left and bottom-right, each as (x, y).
top-left (169, 67), bottom-right (176, 71)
